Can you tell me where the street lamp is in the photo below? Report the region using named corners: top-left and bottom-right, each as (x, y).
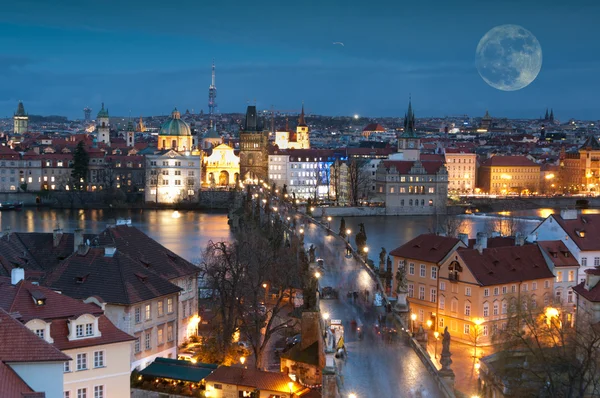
top-left (240, 356), bottom-right (246, 368)
top-left (327, 216), bottom-right (332, 229)
top-left (288, 381), bottom-right (294, 397)
top-left (363, 246), bottom-right (369, 261)
top-left (411, 313), bottom-right (417, 334)
top-left (473, 318), bottom-right (484, 359)
top-left (346, 229), bottom-right (351, 243)
top-left (349, 393), bottom-right (357, 398)
top-left (263, 283), bottom-right (268, 303)
top-left (426, 319), bottom-right (432, 329)
top-left (315, 271), bottom-right (321, 279)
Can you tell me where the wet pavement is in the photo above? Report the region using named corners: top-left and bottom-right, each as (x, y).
top-left (300, 218), bottom-right (445, 398)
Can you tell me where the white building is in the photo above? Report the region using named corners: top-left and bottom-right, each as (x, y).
top-left (145, 149), bottom-right (201, 203)
top-left (0, 148), bottom-right (43, 192)
top-left (444, 148), bottom-right (477, 195)
top-left (274, 104), bottom-right (310, 150)
top-left (96, 103), bottom-right (111, 146)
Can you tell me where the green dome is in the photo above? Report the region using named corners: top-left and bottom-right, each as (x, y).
top-left (160, 108), bottom-right (191, 136)
top-left (97, 102), bottom-right (109, 118)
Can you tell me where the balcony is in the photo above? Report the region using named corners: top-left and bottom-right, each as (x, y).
top-left (449, 273), bottom-right (460, 282)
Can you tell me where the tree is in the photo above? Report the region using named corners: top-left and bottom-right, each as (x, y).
top-left (492, 293), bottom-right (600, 397)
top-left (348, 158), bottom-right (370, 206)
top-left (330, 160), bottom-right (342, 205)
top-left (436, 214), bottom-right (466, 237)
top-left (71, 141), bottom-right (89, 190)
top-left (339, 217), bottom-right (346, 237)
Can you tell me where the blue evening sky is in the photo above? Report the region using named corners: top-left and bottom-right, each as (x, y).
top-left (0, 0), bottom-right (598, 120)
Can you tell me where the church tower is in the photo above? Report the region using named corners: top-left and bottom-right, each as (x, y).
top-left (239, 105), bottom-right (269, 183)
top-left (126, 118), bottom-right (135, 147)
top-left (13, 101), bottom-right (28, 134)
top-left (397, 98), bottom-right (420, 161)
top-left (96, 103), bottom-right (111, 146)
top-left (295, 103), bottom-right (310, 149)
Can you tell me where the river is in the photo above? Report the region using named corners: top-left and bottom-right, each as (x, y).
top-left (2, 207), bottom-right (598, 263)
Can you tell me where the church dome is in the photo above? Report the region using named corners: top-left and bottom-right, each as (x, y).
top-left (160, 108), bottom-right (191, 136)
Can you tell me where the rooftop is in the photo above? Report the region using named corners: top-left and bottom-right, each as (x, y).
top-left (204, 366), bottom-right (305, 395)
top-left (390, 234), bottom-right (461, 264)
top-left (537, 240), bottom-right (578, 267)
top-left (480, 155), bottom-right (539, 168)
top-left (550, 213), bottom-right (600, 252)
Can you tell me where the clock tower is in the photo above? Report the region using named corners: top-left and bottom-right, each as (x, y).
top-left (397, 98), bottom-right (420, 161)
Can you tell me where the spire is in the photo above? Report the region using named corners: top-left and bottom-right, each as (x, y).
top-left (298, 102), bottom-right (307, 127)
top-left (544, 108), bottom-right (549, 120)
top-left (404, 97), bottom-right (415, 134)
top-left (15, 101), bottom-right (26, 116)
top-left (211, 59), bottom-right (216, 87)
top-left (243, 106), bottom-right (259, 132)
top-left (550, 109), bottom-right (554, 122)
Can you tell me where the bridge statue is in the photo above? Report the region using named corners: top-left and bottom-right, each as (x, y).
top-left (379, 247), bottom-right (386, 269)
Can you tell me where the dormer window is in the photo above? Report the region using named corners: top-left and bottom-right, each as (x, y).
top-left (31, 291), bottom-right (46, 306)
top-left (76, 322), bottom-right (94, 338)
top-left (576, 229), bottom-right (586, 238)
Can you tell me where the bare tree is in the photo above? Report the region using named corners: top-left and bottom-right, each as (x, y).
top-left (348, 158), bottom-right (370, 206)
top-left (330, 160), bottom-right (341, 205)
top-left (434, 214), bottom-right (466, 237)
top-left (492, 293), bottom-right (600, 397)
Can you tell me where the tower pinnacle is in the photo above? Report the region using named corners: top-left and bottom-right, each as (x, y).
top-left (208, 60), bottom-right (217, 118)
top-left (298, 102), bottom-right (306, 127)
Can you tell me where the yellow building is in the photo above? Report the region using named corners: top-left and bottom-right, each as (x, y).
top-left (477, 155), bottom-right (541, 195)
top-left (158, 108), bottom-right (193, 152)
top-left (274, 104), bottom-right (310, 150)
top-left (203, 143), bottom-right (240, 186)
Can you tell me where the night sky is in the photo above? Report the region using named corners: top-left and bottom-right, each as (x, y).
top-left (0, 0), bottom-right (598, 120)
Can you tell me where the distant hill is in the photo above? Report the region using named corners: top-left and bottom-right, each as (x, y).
top-left (28, 115), bottom-right (69, 123)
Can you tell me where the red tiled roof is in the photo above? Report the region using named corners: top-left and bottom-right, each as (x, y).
top-left (420, 154), bottom-right (445, 162)
top-left (445, 148), bottom-right (474, 154)
top-left (480, 156), bottom-right (539, 167)
top-left (467, 237), bottom-right (515, 249)
top-left (573, 279), bottom-right (600, 302)
top-left (204, 366), bottom-right (304, 394)
top-left (550, 213), bottom-right (600, 251)
top-left (43, 247), bottom-right (182, 305)
top-left (457, 245), bottom-right (554, 286)
top-left (50, 315), bottom-right (135, 350)
top-left (0, 361), bottom-right (35, 398)
top-left (362, 123), bottom-right (385, 132)
top-left (537, 241), bottom-right (578, 267)
top-left (0, 308), bottom-right (69, 363)
top-left (381, 160), bottom-right (445, 175)
top-left (390, 234), bottom-right (462, 264)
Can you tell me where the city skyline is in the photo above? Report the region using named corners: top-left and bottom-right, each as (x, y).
top-left (0, 0), bottom-right (598, 120)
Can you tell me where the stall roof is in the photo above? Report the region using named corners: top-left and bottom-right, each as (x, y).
top-left (140, 358), bottom-right (217, 382)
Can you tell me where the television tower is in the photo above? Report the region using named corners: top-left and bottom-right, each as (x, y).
top-left (208, 60), bottom-right (217, 118)
top-left (84, 107), bottom-right (91, 122)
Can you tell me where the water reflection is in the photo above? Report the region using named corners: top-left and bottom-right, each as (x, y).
top-left (0, 208), bottom-right (231, 263)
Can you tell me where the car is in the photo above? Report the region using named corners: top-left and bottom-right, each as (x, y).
top-left (320, 286), bottom-right (338, 299)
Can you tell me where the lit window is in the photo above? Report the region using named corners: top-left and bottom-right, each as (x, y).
top-left (158, 328), bottom-right (164, 345)
top-left (464, 324), bottom-right (470, 334)
top-left (167, 324), bottom-right (174, 342)
top-left (158, 301), bottom-right (164, 317)
top-left (145, 304), bottom-right (151, 320)
top-left (167, 298), bottom-right (174, 313)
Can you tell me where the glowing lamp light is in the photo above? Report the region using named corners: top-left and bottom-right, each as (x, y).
top-left (474, 318), bottom-right (484, 326)
top-left (545, 174), bottom-right (555, 180)
top-left (426, 319), bottom-right (432, 328)
top-left (323, 312), bottom-right (330, 320)
top-left (171, 210), bottom-right (181, 219)
top-left (353, 114), bottom-right (359, 119)
top-left (299, 228), bottom-right (304, 234)
top-left (288, 381), bottom-right (294, 394)
top-left (314, 271), bottom-right (321, 279)
top-left (346, 229), bottom-right (351, 235)
top-left (240, 356), bottom-right (246, 365)
top-left (363, 247), bottom-right (369, 253)
top-left (263, 283), bottom-right (268, 289)
top-left (349, 393), bottom-right (357, 398)
top-left (434, 331), bottom-right (440, 339)
top-left (411, 313), bottom-right (417, 321)
top-left (327, 216), bottom-right (332, 221)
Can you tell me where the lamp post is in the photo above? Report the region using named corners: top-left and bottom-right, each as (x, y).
top-left (434, 331), bottom-right (440, 359)
top-left (363, 246), bottom-right (369, 261)
top-left (346, 229), bottom-right (351, 243)
top-left (240, 356), bottom-right (246, 369)
top-left (411, 313), bottom-right (417, 334)
top-left (327, 216), bottom-right (332, 230)
top-left (426, 319), bottom-right (432, 330)
top-left (473, 318), bottom-right (483, 359)
top-left (288, 381), bottom-right (294, 397)
top-left (262, 282), bottom-right (268, 304)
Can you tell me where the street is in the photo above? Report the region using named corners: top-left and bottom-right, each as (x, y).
top-left (301, 218), bottom-right (445, 398)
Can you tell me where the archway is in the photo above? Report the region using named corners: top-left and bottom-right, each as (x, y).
top-left (207, 172), bottom-right (215, 185)
top-left (219, 170), bottom-right (229, 186)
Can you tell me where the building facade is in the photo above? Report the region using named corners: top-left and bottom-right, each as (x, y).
top-left (145, 149), bottom-right (201, 204)
top-left (374, 160), bottom-right (448, 215)
top-left (274, 104), bottom-right (310, 150)
top-left (239, 106), bottom-right (269, 183)
top-left (203, 143), bottom-right (240, 187)
top-left (444, 148), bottom-right (477, 195)
top-left (477, 155), bottom-right (541, 195)
top-left (0, 147), bottom-right (42, 192)
top-left (13, 101), bottom-right (28, 134)
top-left (96, 103), bottom-right (111, 146)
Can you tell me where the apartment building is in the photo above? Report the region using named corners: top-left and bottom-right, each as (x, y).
top-left (477, 155), bottom-right (540, 195)
top-left (0, 147), bottom-right (42, 192)
top-left (444, 148), bottom-right (477, 195)
top-left (145, 149), bottom-right (202, 204)
top-left (0, 271), bottom-right (134, 398)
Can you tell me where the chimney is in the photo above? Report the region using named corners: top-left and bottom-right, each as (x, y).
top-left (458, 233), bottom-right (469, 247)
top-left (475, 232), bottom-right (488, 254)
top-left (515, 232), bottom-right (525, 246)
top-left (4, 226), bottom-right (10, 242)
top-left (77, 244), bottom-right (90, 256)
top-left (53, 228), bottom-right (63, 248)
top-left (74, 229), bottom-right (84, 253)
top-left (104, 247), bottom-right (117, 257)
top-left (585, 270), bottom-right (600, 291)
top-left (560, 209), bottom-right (578, 220)
top-left (11, 268), bottom-right (25, 285)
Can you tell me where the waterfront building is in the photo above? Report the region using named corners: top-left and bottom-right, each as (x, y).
top-left (41, 153), bottom-right (74, 190)
top-left (96, 103), bottom-right (111, 146)
top-left (13, 101), bottom-right (28, 134)
top-left (477, 155), bottom-right (541, 195)
top-left (573, 268), bottom-right (600, 324)
top-left (0, 307), bottom-right (69, 398)
top-left (239, 106), bottom-right (269, 183)
top-left (274, 104), bottom-right (311, 150)
top-left (144, 108), bottom-right (202, 203)
top-left (203, 143), bottom-right (240, 187)
top-left (0, 147), bottom-right (42, 192)
top-left (268, 148), bottom-right (335, 200)
top-left (374, 159), bottom-right (448, 215)
top-left (444, 148), bottom-right (477, 195)
top-left (559, 135), bottom-right (600, 193)
top-left (0, 271), bottom-right (134, 397)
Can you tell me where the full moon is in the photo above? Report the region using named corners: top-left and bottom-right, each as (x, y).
top-left (476, 24), bottom-right (542, 91)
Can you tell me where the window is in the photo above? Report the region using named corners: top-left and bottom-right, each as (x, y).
top-left (544, 280), bottom-right (550, 289)
top-left (418, 309), bottom-right (424, 322)
top-left (76, 353), bottom-right (87, 371)
top-left (93, 351), bottom-right (104, 368)
top-left (77, 389), bottom-right (87, 398)
top-left (556, 271), bottom-right (563, 283)
top-left (568, 290), bottom-right (573, 303)
top-left (465, 287), bottom-right (471, 296)
top-left (522, 283), bottom-right (528, 292)
top-left (34, 328), bottom-right (44, 339)
top-left (214, 384), bottom-right (223, 390)
top-left (482, 325), bottom-right (489, 336)
top-left (430, 288), bottom-right (437, 303)
top-left (64, 361), bottom-right (71, 373)
top-left (494, 302), bottom-right (499, 316)
top-left (157, 301), bottom-right (164, 317)
top-left (408, 283), bottom-right (414, 298)
top-left (493, 287), bottom-right (499, 296)
top-left (167, 298), bottom-right (174, 313)
top-left (419, 286), bottom-right (425, 300)
top-left (158, 328), bottom-right (164, 345)
top-left (420, 264), bottom-right (426, 278)
top-left (532, 282), bottom-right (537, 291)
top-left (76, 324), bottom-right (84, 338)
top-left (465, 303), bottom-right (471, 316)
top-left (145, 304), bottom-right (151, 320)
top-left (145, 331), bottom-right (151, 350)
top-left (502, 286), bottom-right (507, 294)
top-left (464, 324), bottom-right (470, 334)
top-left (439, 296), bottom-right (445, 310)
top-left (484, 288), bottom-right (489, 297)
top-left (94, 386), bottom-right (103, 398)
top-left (85, 323), bottom-right (93, 336)
top-left (511, 285), bottom-right (516, 293)
top-left (431, 266), bottom-right (437, 280)
top-left (582, 257), bottom-right (587, 266)
top-left (483, 303), bottom-right (489, 317)
top-left (167, 324), bottom-right (174, 342)
top-left (409, 263), bottom-right (415, 275)
top-left (440, 281), bottom-right (446, 291)
top-left (568, 271), bottom-right (575, 282)
top-left (135, 307), bottom-right (141, 323)
top-left (183, 301), bottom-right (187, 318)
top-left (595, 257), bottom-right (600, 267)
top-left (134, 337), bottom-right (140, 353)
top-left (65, 392), bottom-right (70, 398)
top-left (451, 299), bottom-right (458, 312)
